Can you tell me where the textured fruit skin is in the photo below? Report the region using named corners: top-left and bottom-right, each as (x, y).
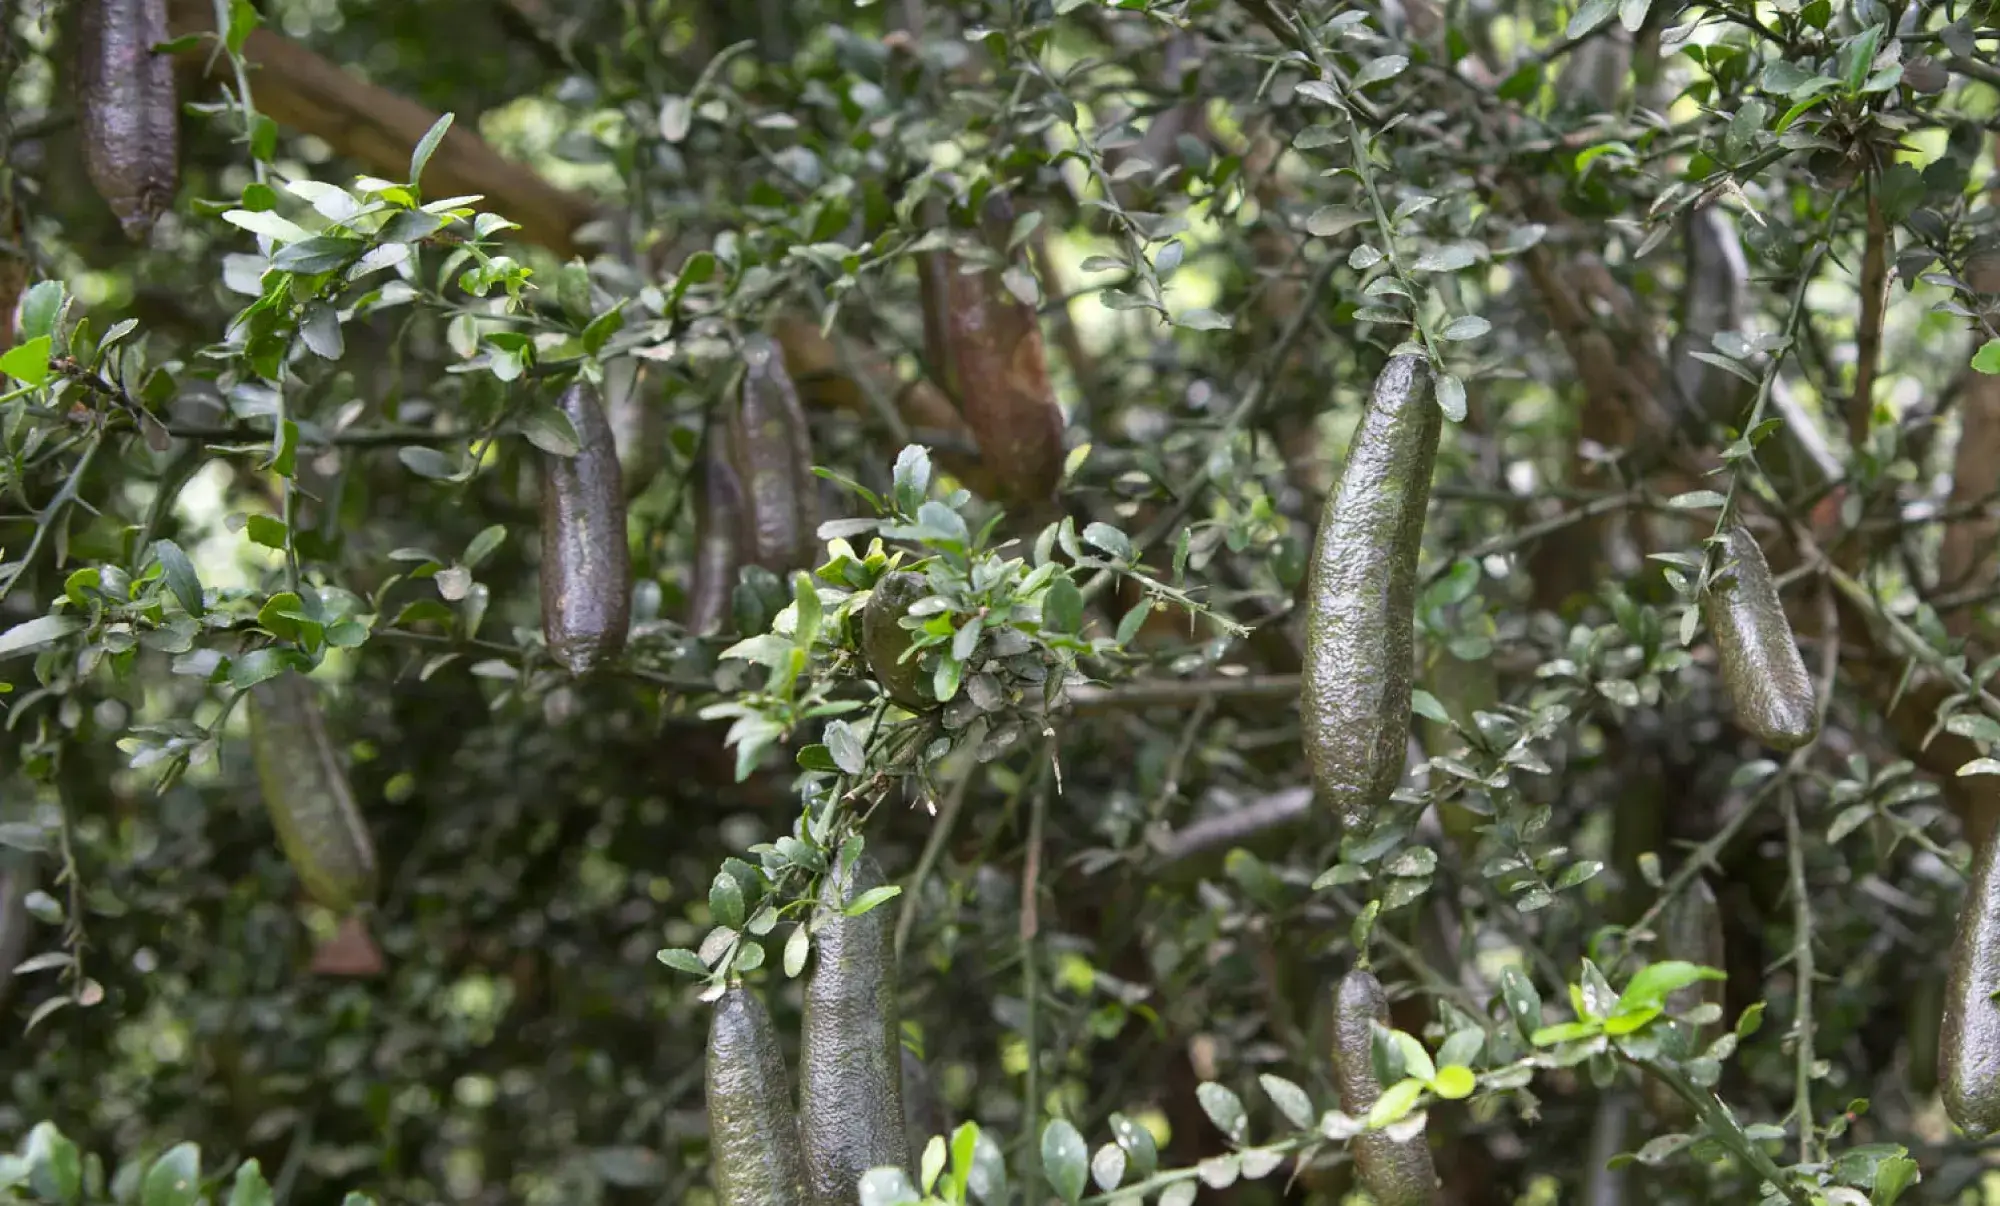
top-left (1641, 877), bottom-right (1726, 1121)
top-left (801, 854), bottom-right (908, 1205)
top-left (706, 986), bottom-right (808, 1206)
top-left (934, 196), bottom-right (1065, 511)
top-left (1332, 969), bottom-right (1441, 1206)
top-left (733, 334), bottom-right (819, 573)
top-left (688, 436), bottom-right (749, 637)
top-left (539, 382), bottom-right (632, 674)
top-left (862, 572), bottom-right (929, 711)
top-left (247, 675), bottom-right (379, 914)
top-left (1944, 825), bottom-right (2000, 1134)
top-left (1702, 523), bottom-right (1817, 751)
top-left (77, 0), bottom-right (179, 240)
top-left (1303, 355), bottom-right (1440, 831)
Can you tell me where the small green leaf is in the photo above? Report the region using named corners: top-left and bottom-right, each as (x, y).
top-left (783, 925), bottom-right (810, 977)
top-left (709, 872), bottom-right (745, 929)
top-left (1364, 1078), bottom-right (1426, 1128)
top-left (0, 335), bottom-right (52, 386)
top-left (1429, 1065), bottom-right (1476, 1100)
top-left (1260, 1074), bottom-right (1316, 1130)
top-left (1567, 0), bottom-right (1616, 37)
top-left (844, 884), bottom-right (902, 917)
top-left (522, 405), bottom-right (582, 457)
top-left (142, 1143), bottom-right (202, 1206)
top-left (1613, 961), bottom-right (1726, 1015)
top-left (655, 947), bottom-right (707, 975)
top-left (409, 113), bottom-right (455, 187)
top-left (152, 540), bottom-right (205, 616)
top-left (0, 614), bottom-right (82, 660)
top-left (1973, 339), bottom-right (2000, 376)
top-left (1197, 1082), bottom-right (1248, 1142)
top-left (245, 514), bottom-right (289, 550)
top-left (18, 280), bottom-right (65, 341)
top-left (1040, 1120), bottom-right (1088, 1204)
top-left (227, 1159), bottom-right (275, 1206)
top-left (1435, 373), bottom-right (1467, 422)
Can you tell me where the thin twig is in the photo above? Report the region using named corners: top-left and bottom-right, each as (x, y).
top-left (1784, 792), bottom-right (1816, 1164)
top-left (1850, 191), bottom-right (1888, 450)
top-left (1066, 673), bottom-right (1300, 711)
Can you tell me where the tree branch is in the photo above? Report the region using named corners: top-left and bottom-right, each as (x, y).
top-left (165, 0), bottom-right (599, 257)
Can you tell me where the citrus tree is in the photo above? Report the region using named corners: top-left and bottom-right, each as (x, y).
top-left (4, 0), bottom-right (2000, 1204)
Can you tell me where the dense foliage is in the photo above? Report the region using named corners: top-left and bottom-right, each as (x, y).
top-left (4, 0), bottom-right (2000, 1203)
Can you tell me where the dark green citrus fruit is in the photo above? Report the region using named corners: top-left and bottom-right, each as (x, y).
top-left (539, 381), bottom-right (632, 674)
top-left (732, 334), bottom-right (819, 573)
top-left (1703, 523), bottom-right (1817, 751)
top-left (77, 0), bottom-right (179, 240)
top-left (689, 435), bottom-right (749, 638)
top-left (1303, 354), bottom-right (1440, 831)
top-left (800, 854), bottom-right (908, 1204)
top-left (1332, 968), bottom-right (1441, 1206)
top-left (706, 985), bottom-right (807, 1206)
top-left (1944, 824), bottom-right (2000, 1134)
top-left (247, 674), bottom-right (379, 915)
top-left (862, 571), bottom-right (929, 711)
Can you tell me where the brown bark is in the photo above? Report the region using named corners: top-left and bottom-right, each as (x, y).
top-left (164, 0), bottom-right (597, 257)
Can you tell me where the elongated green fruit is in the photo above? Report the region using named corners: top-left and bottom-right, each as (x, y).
top-left (1303, 355), bottom-right (1440, 830)
top-left (1332, 969), bottom-right (1440, 1206)
top-left (1702, 523), bottom-right (1816, 751)
top-left (247, 675), bottom-right (378, 915)
top-left (801, 854), bottom-right (908, 1204)
top-left (733, 334), bottom-right (818, 573)
top-left (1944, 824), bottom-right (2000, 1134)
top-left (77, 0), bottom-right (178, 240)
top-left (1641, 877), bottom-right (1725, 1121)
top-left (688, 436), bottom-right (748, 637)
top-left (706, 985), bottom-right (808, 1206)
top-left (540, 381), bottom-right (632, 674)
top-left (863, 572), bottom-right (929, 711)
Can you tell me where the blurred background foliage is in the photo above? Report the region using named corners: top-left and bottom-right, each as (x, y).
top-left (4, 0), bottom-right (2000, 1202)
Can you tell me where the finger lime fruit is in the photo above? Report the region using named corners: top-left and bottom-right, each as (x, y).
top-left (862, 571), bottom-right (929, 711)
top-left (732, 334), bottom-right (819, 573)
top-left (1333, 968), bottom-right (1441, 1205)
top-left (1944, 824), bottom-right (2000, 1134)
top-left (800, 853), bottom-right (908, 1204)
top-left (1703, 523), bottom-right (1817, 751)
top-left (932, 194), bottom-right (1065, 511)
top-left (688, 435), bottom-right (749, 638)
top-left (1303, 354), bottom-right (1440, 831)
top-left (1641, 877), bottom-right (1726, 1122)
top-left (707, 985), bottom-right (808, 1206)
top-left (247, 674), bottom-right (378, 915)
top-left (77, 0), bottom-right (179, 240)
top-left (540, 381), bottom-right (632, 674)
